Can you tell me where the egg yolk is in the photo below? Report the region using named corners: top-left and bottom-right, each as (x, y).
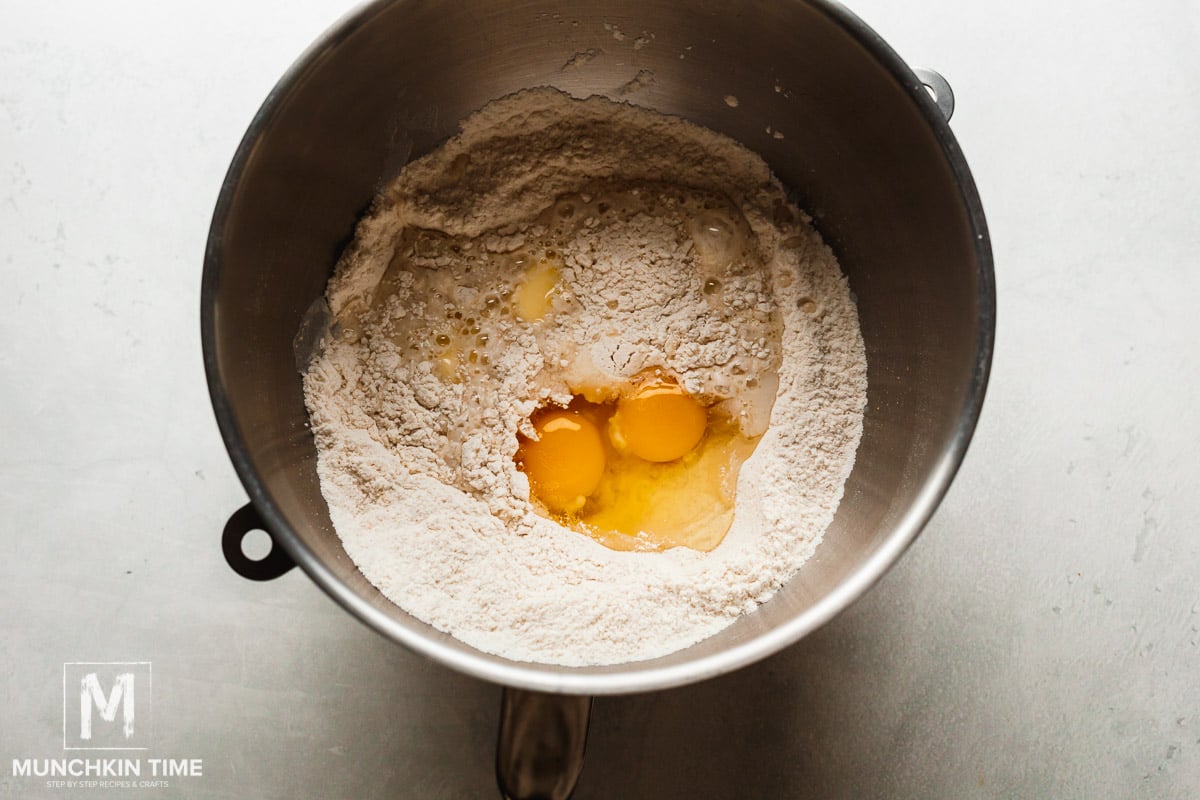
top-left (516, 409), bottom-right (606, 514)
top-left (515, 376), bottom-right (762, 553)
top-left (609, 382), bottom-right (707, 462)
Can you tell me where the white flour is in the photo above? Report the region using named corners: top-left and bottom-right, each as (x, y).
top-left (302, 89), bottom-right (866, 666)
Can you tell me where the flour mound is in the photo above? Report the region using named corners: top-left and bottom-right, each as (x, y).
top-left (302, 88), bottom-right (866, 666)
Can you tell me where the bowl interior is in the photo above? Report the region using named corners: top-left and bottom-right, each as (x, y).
top-left (203, 0), bottom-right (992, 693)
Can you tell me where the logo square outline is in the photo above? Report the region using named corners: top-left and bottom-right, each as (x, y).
top-left (62, 661), bottom-right (152, 751)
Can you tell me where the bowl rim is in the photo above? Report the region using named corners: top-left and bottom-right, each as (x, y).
top-left (200, 0), bottom-right (996, 695)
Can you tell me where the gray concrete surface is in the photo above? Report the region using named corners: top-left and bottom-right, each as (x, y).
top-left (3, 0), bottom-right (1198, 797)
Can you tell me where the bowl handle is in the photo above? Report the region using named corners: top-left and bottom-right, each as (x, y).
top-left (496, 688), bottom-right (592, 800)
top-left (913, 67), bottom-right (955, 122)
top-left (221, 503), bottom-right (296, 581)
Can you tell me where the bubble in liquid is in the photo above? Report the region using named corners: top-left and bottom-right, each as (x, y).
top-left (690, 211), bottom-right (740, 272)
top-left (435, 334), bottom-right (451, 346)
top-left (703, 278), bottom-right (721, 295)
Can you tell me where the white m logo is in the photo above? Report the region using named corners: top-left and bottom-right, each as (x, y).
top-left (80, 672), bottom-right (135, 740)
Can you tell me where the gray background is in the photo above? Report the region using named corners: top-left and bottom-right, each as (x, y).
top-left (2, 0), bottom-right (1198, 797)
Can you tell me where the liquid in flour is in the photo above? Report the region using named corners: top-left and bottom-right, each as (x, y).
top-left (335, 181), bottom-right (782, 552)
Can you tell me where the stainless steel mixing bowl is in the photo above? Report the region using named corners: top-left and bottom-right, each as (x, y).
top-left (202, 0), bottom-right (993, 795)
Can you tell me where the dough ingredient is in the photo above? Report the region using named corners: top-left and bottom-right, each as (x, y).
top-left (302, 88), bottom-right (866, 666)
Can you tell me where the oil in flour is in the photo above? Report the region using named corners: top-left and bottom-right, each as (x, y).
top-left (338, 181), bottom-right (780, 553)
